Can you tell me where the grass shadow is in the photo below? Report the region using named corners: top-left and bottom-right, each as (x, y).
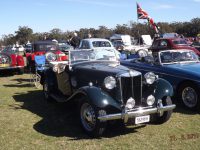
top-left (0, 70), bottom-right (15, 77)
top-left (12, 90), bottom-right (141, 139)
top-left (11, 78), bottom-right (31, 83)
top-left (172, 97), bottom-right (199, 115)
top-left (173, 106), bottom-right (199, 115)
top-left (3, 76), bottom-right (34, 88)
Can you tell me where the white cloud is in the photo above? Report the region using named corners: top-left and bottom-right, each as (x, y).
top-left (64, 0), bottom-right (129, 8)
top-left (194, 0), bottom-right (200, 2)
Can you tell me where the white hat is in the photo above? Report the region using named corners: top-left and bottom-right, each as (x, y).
top-left (74, 32), bottom-right (77, 36)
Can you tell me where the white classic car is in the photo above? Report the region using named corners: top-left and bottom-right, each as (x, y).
top-left (110, 34), bottom-right (151, 57)
top-left (78, 38), bottom-right (121, 59)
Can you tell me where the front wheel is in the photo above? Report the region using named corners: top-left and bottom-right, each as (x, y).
top-left (178, 82), bottom-right (200, 110)
top-left (80, 99), bottom-right (107, 137)
top-left (153, 96), bottom-right (173, 124)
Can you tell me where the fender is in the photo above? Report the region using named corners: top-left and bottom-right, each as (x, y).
top-left (151, 78), bottom-right (173, 100)
top-left (73, 86), bottom-right (122, 113)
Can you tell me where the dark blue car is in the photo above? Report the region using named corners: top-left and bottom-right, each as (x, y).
top-left (121, 49), bottom-right (200, 111)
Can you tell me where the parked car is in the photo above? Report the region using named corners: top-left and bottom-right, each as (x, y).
top-left (110, 34), bottom-right (151, 57)
top-left (112, 39), bottom-right (124, 50)
top-left (58, 43), bottom-right (74, 53)
top-left (26, 40), bottom-right (67, 70)
top-left (0, 47), bottom-right (25, 74)
top-left (191, 41), bottom-right (200, 51)
top-left (150, 38), bottom-right (200, 56)
top-left (43, 49), bottom-right (175, 137)
top-left (24, 43), bottom-right (32, 53)
top-left (121, 49), bottom-right (200, 111)
top-left (78, 38), bottom-right (121, 58)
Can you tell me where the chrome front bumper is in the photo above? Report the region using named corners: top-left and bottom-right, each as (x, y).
top-left (98, 103), bottom-right (176, 123)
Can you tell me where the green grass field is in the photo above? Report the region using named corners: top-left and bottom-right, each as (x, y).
top-left (0, 73), bottom-right (200, 150)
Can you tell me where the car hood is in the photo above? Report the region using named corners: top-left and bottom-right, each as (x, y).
top-left (74, 61), bottom-right (140, 76)
top-left (73, 61), bottom-right (141, 87)
top-left (165, 62), bottom-right (200, 78)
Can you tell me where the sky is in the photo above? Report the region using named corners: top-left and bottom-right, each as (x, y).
top-left (0, 0), bottom-right (200, 37)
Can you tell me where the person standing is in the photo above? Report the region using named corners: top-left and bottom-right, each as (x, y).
top-left (70, 32), bottom-right (81, 49)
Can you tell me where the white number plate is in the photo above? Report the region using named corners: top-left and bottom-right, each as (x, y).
top-left (135, 115), bottom-right (150, 124)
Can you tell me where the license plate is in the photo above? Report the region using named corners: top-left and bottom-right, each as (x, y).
top-left (0, 64), bottom-right (9, 67)
top-left (135, 115), bottom-right (150, 124)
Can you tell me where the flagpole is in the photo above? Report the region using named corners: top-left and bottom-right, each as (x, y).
top-left (136, 2), bottom-right (141, 46)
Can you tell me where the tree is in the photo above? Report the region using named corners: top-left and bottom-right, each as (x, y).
top-left (2, 34), bottom-right (16, 45)
top-left (114, 24), bottom-right (131, 35)
top-left (49, 28), bottom-right (63, 40)
top-left (15, 26), bottom-right (33, 44)
top-left (95, 26), bottom-right (113, 38)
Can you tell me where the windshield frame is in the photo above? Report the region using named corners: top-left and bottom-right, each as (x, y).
top-left (68, 49), bottom-right (119, 69)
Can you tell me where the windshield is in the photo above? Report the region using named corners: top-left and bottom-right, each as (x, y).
top-left (34, 44), bottom-right (58, 52)
top-left (69, 49), bottom-right (118, 65)
top-left (92, 41), bottom-right (111, 48)
top-left (192, 41), bottom-right (200, 46)
top-left (59, 44), bottom-right (73, 51)
top-left (172, 39), bottom-right (187, 45)
top-left (160, 51), bottom-right (199, 64)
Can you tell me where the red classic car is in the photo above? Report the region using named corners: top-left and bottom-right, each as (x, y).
top-left (0, 47), bottom-right (25, 74)
top-left (150, 38), bottom-right (200, 56)
top-left (26, 40), bottom-right (68, 69)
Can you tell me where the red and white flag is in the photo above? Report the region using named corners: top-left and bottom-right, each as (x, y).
top-left (148, 18), bottom-right (159, 33)
top-left (137, 2), bottom-right (159, 33)
top-left (137, 3), bottom-right (149, 19)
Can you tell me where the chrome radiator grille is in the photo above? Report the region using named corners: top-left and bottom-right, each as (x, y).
top-left (118, 74), bottom-right (142, 106)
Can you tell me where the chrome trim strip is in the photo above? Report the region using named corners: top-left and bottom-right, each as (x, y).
top-left (98, 104), bottom-right (176, 123)
top-left (119, 77), bottom-right (123, 103)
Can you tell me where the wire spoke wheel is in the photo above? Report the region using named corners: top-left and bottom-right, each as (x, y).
top-left (80, 103), bottom-right (96, 131)
top-left (182, 87), bottom-right (198, 108)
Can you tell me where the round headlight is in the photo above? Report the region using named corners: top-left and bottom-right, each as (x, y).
top-left (45, 52), bottom-right (57, 62)
top-left (147, 95), bottom-right (155, 106)
top-left (104, 76), bottom-right (116, 90)
top-left (144, 72), bottom-right (157, 84)
top-left (125, 97), bottom-right (135, 109)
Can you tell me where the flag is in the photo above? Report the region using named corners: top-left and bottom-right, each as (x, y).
top-left (137, 3), bottom-right (149, 19)
top-left (147, 18), bottom-right (159, 33)
top-left (137, 2), bottom-right (160, 33)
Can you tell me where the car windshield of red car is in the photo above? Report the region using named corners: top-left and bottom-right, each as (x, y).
top-left (172, 39), bottom-right (187, 45)
top-left (34, 44), bottom-right (58, 51)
